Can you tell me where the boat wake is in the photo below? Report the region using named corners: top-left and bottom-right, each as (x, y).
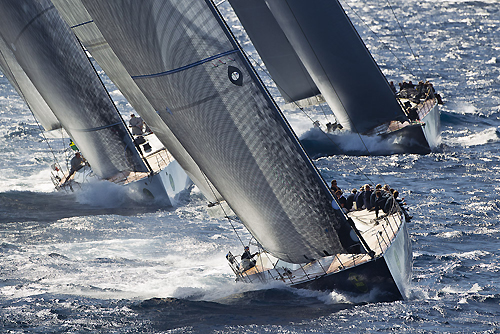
top-left (444, 127), bottom-right (500, 148)
top-left (0, 189), bottom-right (170, 224)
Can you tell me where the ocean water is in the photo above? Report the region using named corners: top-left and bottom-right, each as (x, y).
top-left (1, 0), bottom-right (500, 333)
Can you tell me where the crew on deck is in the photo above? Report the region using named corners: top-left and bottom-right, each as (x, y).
top-left (334, 181), bottom-right (411, 220)
top-left (63, 152), bottom-right (87, 185)
top-left (330, 179), bottom-right (341, 193)
top-left (241, 246), bottom-right (258, 271)
top-left (129, 113), bottom-right (144, 136)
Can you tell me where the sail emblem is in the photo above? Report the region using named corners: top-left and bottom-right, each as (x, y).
top-left (228, 66), bottom-right (243, 86)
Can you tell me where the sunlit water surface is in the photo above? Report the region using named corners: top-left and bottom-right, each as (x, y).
top-left (1, 1), bottom-right (500, 332)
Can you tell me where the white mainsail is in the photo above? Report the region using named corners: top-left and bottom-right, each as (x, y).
top-left (50, 0), bottom-right (224, 203)
top-left (80, 0), bottom-right (355, 264)
top-left (0, 0), bottom-right (147, 179)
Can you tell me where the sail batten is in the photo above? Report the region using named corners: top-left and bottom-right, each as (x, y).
top-left (81, 0), bottom-right (349, 263)
top-left (131, 49), bottom-right (239, 79)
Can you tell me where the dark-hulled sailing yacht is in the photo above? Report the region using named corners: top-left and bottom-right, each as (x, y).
top-left (228, 0), bottom-right (440, 157)
top-left (51, 0), bottom-right (412, 301)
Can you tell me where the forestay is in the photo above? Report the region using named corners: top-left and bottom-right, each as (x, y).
top-left (264, 0), bottom-right (408, 134)
top-left (51, 0), bottom-right (223, 203)
top-left (0, 0), bottom-right (147, 179)
top-left (82, 0), bottom-right (349, 263)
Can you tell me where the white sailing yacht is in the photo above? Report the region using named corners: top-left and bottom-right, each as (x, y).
top-left (51, 0), bottom-right (412, 301)
top-left (0, 0), bottom-right (191, 205)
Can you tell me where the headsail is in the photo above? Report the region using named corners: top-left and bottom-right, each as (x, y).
top-left (81, 0), bottom-right (351, 263)
top-left (262, 0), bottom-right (408, 134)
top-left (51, 0), bottom-right (223, 203)
top-left (0, 0), bottom-right (147, 179)
top-left (227, 0), bottom-right (320, 104)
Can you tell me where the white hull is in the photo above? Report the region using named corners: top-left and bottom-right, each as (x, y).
top-left (55, 133), bottom-right (192, 206)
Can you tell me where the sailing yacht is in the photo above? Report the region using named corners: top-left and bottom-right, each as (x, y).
top-left (228, 0), bottom-right (440, 157)
top-left (53, 0), bottom-right (413, 301)
top-left (0, 0), bottom-right (191, 205)
top-left (50, 0), bottom-right (227, 208)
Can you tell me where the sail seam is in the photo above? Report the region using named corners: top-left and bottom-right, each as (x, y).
top-left (14, 5), bottom-right (55, 46)
top-left (131, 49), bottom-right (238, 79)
top-left (67, 122), bottom-right (122, 132)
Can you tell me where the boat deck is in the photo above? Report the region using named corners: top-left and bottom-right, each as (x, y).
top-left (365, 97), bottom-right (437, 135)
top-left (235, 207), bottom-right (404, 285)
top-left (108, 147), bottom-right (176, 185)
top-left (57, 134), bottom-right (176, 188)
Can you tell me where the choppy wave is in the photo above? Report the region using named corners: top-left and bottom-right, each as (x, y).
top-left (2, 0), bottom-right (500, 333)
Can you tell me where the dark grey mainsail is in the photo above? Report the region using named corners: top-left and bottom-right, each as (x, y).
top-left (81, 0), bottom-right (350, 263)
top-left (51, 0), bottom-right (223, 203)
top-left (0, 0), bottom-right (147, 179)
top-left (261, 0), bottom-right (408, 134)
top-left (227, 0), bottom-right (320, 104)
top-left (0, 37), bottom-right (61, 131)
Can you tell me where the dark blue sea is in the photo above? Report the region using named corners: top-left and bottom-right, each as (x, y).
top-left (1, 0), bottom-right (500, 332)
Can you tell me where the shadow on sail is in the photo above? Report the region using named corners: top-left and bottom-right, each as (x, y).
top-left (46, 0), bottom-right (414, 302)
top-left (229, 0), bottom-right (441, 156)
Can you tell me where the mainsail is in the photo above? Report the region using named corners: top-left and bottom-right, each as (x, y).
top-left (242, 0), bottom-right (408, 134)
top-left (51, 0), bottom-right (223, 203)
top-left (0, 0), bottom-right (147, 179)
top-left (227, 0), bottom-right (320, 104)
top-left (81, 0), bottom-right (352, 263)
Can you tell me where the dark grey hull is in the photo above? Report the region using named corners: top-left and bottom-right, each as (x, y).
top-left (300, 102), bottom-right (440, 157)
top-left (380, 101), bottom-right (441, 155)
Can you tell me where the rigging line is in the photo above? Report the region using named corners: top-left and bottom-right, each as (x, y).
top-left (13, 5), bottom-right (55, 46)
top-left (385, 0), bottom-right (425, 80)
top-left (199, 168), bottom-right (246, 248)
top-left (341, 0), bottom-right (418, 79)
top-left (73, 36), bottom-right (154, 174)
